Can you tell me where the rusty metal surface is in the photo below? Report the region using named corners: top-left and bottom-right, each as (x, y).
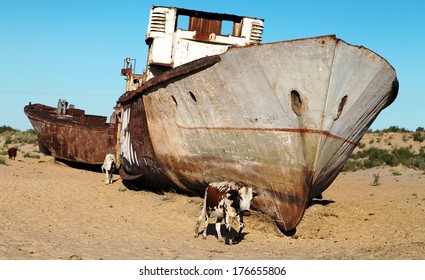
top-left (118, 35), bottom-right (398, 232)
top-left (24, 103), bottom-right (117, 165)
top-left (189, 17), bottom-right (222, 40)
top-left (119, 55), bottom-right (221, 103)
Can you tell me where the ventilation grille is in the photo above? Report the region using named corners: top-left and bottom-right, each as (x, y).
top-left (250, 22), bottom-right (264, 44)
top-left (150, 11), bottom-right (166, 33)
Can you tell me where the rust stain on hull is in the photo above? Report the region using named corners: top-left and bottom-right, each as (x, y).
top-left (176, 125), bottom-right (358, 145)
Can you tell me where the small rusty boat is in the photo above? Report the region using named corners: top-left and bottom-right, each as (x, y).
top-left (24, 102), bottom-right (118, 165)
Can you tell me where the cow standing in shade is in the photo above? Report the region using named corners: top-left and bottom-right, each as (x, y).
top-left (101, 154), bottom-right (116, 185)
top-left (194, 181), bottom-right (258, 245)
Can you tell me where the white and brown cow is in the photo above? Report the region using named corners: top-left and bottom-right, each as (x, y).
top-left (194, 181), bottom-right (258, 245)
top-left (101, 153), bottom-right (116, 185)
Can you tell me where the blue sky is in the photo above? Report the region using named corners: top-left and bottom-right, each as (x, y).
top-left (1, 0), bottom-right (424, 131)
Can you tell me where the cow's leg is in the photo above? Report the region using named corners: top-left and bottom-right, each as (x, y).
top-left (195, 210), bottom-right (205, 238)
top-left (233, 213), bottom-right (244, 244)
top-left (194, 220), bottom-right (200, 238)
top-left (201, 213), bottom-right (209, 239)
top-left (224, 215), bottom-right (232, 245)
top-left (215, 218), bottom-right (224, 242)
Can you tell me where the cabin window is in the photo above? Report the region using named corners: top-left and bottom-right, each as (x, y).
top-left (176, 13), bottom-right (243, 37)
top-left (176, 15), bottom-right (190, 30)
top-left (221, 20), bottom-right (234, 35)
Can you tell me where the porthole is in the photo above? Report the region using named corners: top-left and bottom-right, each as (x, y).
top-left (291, 90), bottom-right (306, 116)
top-left (189, 91), bottom-right (197, 103)
top-left (334, 95), bottom-right (347, 120)
top-left (171, 95), bottom-right (178, 107)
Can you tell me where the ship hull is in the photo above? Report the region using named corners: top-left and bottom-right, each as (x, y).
top-left (118, 35), bottom-right (398, 231)
top-left (24, 103), bottom-right (117, 165)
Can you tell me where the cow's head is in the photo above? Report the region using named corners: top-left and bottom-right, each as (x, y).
top-left (237, 186), bottom-right (258, 216)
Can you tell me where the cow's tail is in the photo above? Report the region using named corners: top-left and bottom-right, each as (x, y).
top-left (194, 190), bottom-right (208, 238)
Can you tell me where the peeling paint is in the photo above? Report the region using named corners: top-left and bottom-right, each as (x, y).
top-left (120, 108), bottom-right (139, 168)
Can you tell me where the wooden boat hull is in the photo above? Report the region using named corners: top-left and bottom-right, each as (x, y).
top-left (118, 35), bottom-right (398, 232)
top-left (24, 103), bottom-right (117, 165)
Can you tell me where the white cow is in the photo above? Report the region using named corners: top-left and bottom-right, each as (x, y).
top-left (101, 154), bottom-right (116, 184)
top-left (194, 181), bottom-right (258, 245)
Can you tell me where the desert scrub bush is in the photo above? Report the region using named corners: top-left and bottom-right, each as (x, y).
top-left (0, 125), bottom-right (18, 134)
top-left (0, 157), bottom-right (6, 165)
top-left (413, 131), bottom-right (425, 143)
top-left (343, 146), bottom-right (425, 171)
top-left (391, 147), bottom-right (414, 164)
top-left (0, 128), bottom-right (37, 145)
top-left (382, 126), bottom-right (411, 133)
top-left (15, 130), bottom-right (37, 144)
top-left (4, 135), bottom-right (12, 145)
top-left (371, 126), bottom-right (411, 133)
top-left (402, 134), bottom-right (409, 142)
top-left (23, 152), bottom-right (40, 159)
top-left (342, 159), bottom-right (363, 172)
top-left (355, 147), bottom-right (396, 168)
top-left (372, 173), bottom-right (380, 186)
top-left (357, 142), bottom-right (366, 149)
top-left (409, 152), bottom-right (425, 170)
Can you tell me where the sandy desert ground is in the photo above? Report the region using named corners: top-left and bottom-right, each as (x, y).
top-left (1, 135), bottom-right (424, 260)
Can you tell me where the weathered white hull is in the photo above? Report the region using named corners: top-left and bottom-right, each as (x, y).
top-left (118, 35), bottom-right (398, 232)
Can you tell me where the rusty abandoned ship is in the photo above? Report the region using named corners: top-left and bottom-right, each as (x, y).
top-left (117, 6), bottom-right (398, 232)
top-left (26, 6), bottom-right (398, 232)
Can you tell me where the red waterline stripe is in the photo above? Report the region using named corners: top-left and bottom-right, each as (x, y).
top-left (178, 125), bottom-right (357, 145)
